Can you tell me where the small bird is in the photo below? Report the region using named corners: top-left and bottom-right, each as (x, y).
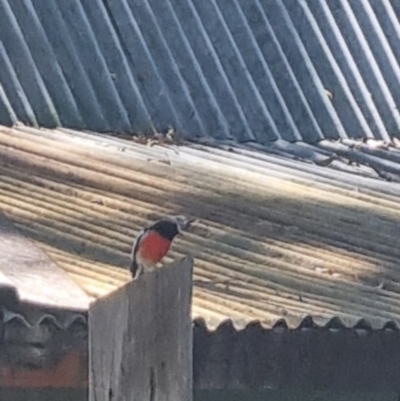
top-left (129, 215), bottom-right (195, 279)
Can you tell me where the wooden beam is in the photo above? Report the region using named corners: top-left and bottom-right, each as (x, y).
top-left (89, 257), bottom-right (194, 401)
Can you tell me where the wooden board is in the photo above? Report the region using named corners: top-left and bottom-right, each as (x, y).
top-left (89, 257), bottom-right (193, 401)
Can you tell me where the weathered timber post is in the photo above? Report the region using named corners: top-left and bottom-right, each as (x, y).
top-left (89, 257), bottom-right (193, 401)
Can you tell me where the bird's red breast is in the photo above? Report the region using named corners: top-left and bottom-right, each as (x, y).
top-left (137, 230), bottom-right (173, 263)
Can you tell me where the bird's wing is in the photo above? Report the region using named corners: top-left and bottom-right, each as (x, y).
top-left (130, 227), bottom-right (149, 278)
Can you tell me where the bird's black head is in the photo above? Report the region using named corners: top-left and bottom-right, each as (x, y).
top-left (151, 220), bottom-right (180, 241)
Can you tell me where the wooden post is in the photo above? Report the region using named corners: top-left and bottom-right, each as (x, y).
top-left (89, 257), bottom-right (194, 401)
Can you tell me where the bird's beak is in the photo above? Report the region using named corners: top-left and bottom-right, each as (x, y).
top-left (186, 218), bottom-right (197, 230)
top-left (179, 218), bottom-right (197, 234)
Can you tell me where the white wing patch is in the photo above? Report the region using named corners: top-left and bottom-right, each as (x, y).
top-left (131, 228), bottom-right (146, 260)
top-left (130, 228), bottom-right (149, 278)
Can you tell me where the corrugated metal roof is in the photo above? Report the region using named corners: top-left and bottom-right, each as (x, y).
top-left (1, 126), bottom-right (400, 330)
top-left (1, 0), bottom-right (400, 142)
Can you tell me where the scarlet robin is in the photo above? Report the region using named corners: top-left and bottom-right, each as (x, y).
top-left (129, 215), bottom-right (195, 279)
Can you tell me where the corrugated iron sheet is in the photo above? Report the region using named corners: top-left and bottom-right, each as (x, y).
top-left (1, 125), bottom-right (400, 330)
top-left (1, 0), bottom-right (400, 143)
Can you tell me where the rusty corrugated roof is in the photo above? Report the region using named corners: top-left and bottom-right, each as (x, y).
top-left (1, 125), bottom-right (400, 330)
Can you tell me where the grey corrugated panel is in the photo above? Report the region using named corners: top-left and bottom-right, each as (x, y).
top-left (0, 0), bottom-right (60, 127)
top-left (286, 1), bottom-right (375, 140)
top-left (54, 0), bottom-right (132, 132)
top-left (227, 0), bottom-right (307, 142)
top-left (80, 0), bottom-right (152, 132)
top-left (7, 0), bottom-right (84, 128)
top-left (0, 82), bottom-right (16, 126)
top-left (352, 1), bottom-right (400, 109)
top-left (239, 0), bottom-right (325, 142)
top-left (168, 0), bottom-right (253, 141)
top-left (2, 308), bottom-right (87, 329)
top-left (102, 0), bottom-right (185, 134)
top-left (31, 0), bottom-right (107, 130)
top-left (0, 39), bottom-right (37, 126)
top-left (1, 0), bottom-right (400, 142)
top-left (142, 0), bottom-right (231, 138)
top-left (262, 0), bottom-right (348, 142)
top-left (383, 1), bottom-right (400, 64)
top-left (155, 1), bottom-right (232, 138)
top-left (122, 0), bottom-right (208, 138)
top-left (307, 1), bottom-right (389, 140)
top-left (194, 0), bottom-right (284, 142)
top-left (0, 31), bottom-right (34, 126)
top-left (324, 0), bottom-right (400, 138)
